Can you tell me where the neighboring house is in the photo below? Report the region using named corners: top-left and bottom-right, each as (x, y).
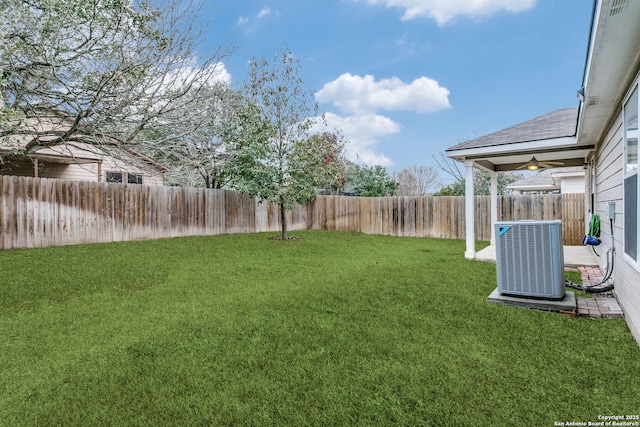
top-left (0, 109), bottom-right (167, 185)
top-left (507, 167), bottom-right (585, 194)
top-left (446, 0), bottom-right (640, 345)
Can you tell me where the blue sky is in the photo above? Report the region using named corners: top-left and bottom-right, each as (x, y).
top-left (201, 0), bottom-right (593, 173)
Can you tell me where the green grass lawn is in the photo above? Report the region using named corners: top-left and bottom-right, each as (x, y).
top-left (1, 231), bottom-right (638, 426)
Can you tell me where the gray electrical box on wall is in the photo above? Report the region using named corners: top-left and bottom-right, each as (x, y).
top-left (495, 220), bottom-right (565, 299)
top-left (605, 202), bottom-right (615, 220)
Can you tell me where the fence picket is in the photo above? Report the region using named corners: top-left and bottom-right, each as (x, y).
top-left (0, 176), bottom-right (585, 249)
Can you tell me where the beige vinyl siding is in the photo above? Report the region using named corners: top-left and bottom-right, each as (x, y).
top-left (560, 176), bottom-right (584, 194)
top-left (133, 173), bottom-right (164, 186)
top-left (100, 154), bottom-right (164, 186)
top-left (594, 109), bottom-right (640, 343)
top-left (1, 113), bottom-right (165, 185)
top-left (560, 176), bottom-right (586, 194)
top-left (2, 142), bottom-right (164, 185)
top-left (39, 162), bottom-right (100, 181)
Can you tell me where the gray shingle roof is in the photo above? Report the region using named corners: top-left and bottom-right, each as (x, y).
top-left (507, 166), bottom-right (584, 191)
top-left (508, 170), bottom-right (557, 190)
top-left (446, 107), bottom-right (578, 152)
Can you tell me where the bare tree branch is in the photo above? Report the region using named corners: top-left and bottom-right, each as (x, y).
top-left (433, 153), bottom-right (465, 183)
top-left (394, 165), bottom-right (440, 196)
top-left (1, 0), bottom-right (236, 167)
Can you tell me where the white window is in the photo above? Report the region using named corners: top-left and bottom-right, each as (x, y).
top-left (106, 171), bottom-right (143, 184)
top-left (127, 173), bottom-right (143, 184)
top-left (106, 171), bottom-right (123, 183)
top-left (623, 86), bottom-right (638, 262)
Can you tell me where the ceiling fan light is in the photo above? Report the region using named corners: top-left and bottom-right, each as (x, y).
top-left (526, 157), bottom-right (539, 171)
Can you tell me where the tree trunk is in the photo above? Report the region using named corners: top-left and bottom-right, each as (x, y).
top-left (280, 202), bottom-right (288, 240)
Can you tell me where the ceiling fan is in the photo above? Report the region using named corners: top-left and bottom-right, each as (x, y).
top-left (516, 156), bottom-right (564, 171)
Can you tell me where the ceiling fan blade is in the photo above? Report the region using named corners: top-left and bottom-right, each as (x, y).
top-left (539, 161), bottom-right (565, 168)
top-left (516, 164), bottom-right (528, 170)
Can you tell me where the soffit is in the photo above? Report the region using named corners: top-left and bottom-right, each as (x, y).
top-left (577, 0), bottom-right (640, 146)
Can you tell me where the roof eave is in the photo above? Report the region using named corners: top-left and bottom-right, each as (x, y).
top-left (446, 136), bottom-right (578, 159)
top-left (507, 184), bottom-right (560, 191)
top-left (576, 0), bottom-right (640, 147)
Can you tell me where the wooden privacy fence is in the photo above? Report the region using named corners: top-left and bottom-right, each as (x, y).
top-left (478, 193), bottom-right (584, 244)
top-left (0, 176), bottom-right (309, 250)
top-left (311, 193), bottom-right (585, 245)
top-left (0, 176), bottom-right (584, 250)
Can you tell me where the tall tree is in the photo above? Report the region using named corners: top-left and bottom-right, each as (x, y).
top-left (0, 0), bottom-right (235, 160)
top-left (472, 170), bottom-right (523, 195)
top-left (305, 131), bottom-right (347, 194)
top-left (228, 47), bottom-right (342, 239)
top-left (144, 83), bottom-right (242, 188)
top-left (344, 162), bottom-right (398, 197)
top-left (394, 165), bottom-right (439, 196)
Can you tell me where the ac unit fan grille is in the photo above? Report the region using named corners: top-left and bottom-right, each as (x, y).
top-left (496, 221), bottom-right (565, 299)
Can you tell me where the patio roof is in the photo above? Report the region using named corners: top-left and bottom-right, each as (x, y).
top-left (446, 106), bottom-right (594, 172)
top-left (448, 107), bottom-right (578, 151)
top-left (445, 0), bottom-right (640, 269)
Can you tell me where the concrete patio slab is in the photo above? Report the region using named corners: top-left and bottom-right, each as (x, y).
top-left (483, 253), bottom-right (622, 319)
top-left (487, 288), bottom-right (577, 313)
top-left (475, 245), bottom-right (599, 267)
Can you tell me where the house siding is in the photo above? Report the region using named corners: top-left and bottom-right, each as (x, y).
top-left (40, 163), bottom-right (99, 181)
top-left (100, 155), bottom-right (165, 186)
top-left (1, 143), bottom-right (164, 185)
top-left (593, 108), bottom-right (640, 344)
top-left (560, 176), bottom-right (586, 194)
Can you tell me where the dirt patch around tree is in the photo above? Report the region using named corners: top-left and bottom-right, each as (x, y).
top-left (268, 235), bottom-right (303, 241)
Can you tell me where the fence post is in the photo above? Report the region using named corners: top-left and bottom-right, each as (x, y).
top-left (0, 176), bottom-right (585, 250)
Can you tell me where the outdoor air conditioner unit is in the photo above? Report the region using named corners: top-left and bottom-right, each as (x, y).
top-left (495, 220), bottom-right (565, 299)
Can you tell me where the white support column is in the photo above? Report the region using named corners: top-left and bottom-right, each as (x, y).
top-left (490, 171), bottom-right (498, 245)
top-left (464, 160), bottom-right (475, 259)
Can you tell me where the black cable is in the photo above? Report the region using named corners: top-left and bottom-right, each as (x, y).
top-left (585, 282), bottom-right (614, 293)
top-left (566, 218), bottom-right (615, 293)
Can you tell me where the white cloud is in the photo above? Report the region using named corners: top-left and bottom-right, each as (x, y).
top-left (237, 7), bottom-right (278, 33)
top-left (207, 63), bottom-right (232, 85)
top-left (362, 0), bottom-right (536, 25)
top-left (315, 112), bottom-right (401, 166)
top-left (257, 7), bottom-right (271, 18)
top-left (169, 62), bottom-right (231, 88)
top-left (315, 73), bottom-right (450, 165)
top-left (148, 62), bottom-right (231, 97)
top-left (316, 73), bottom-right (451, 114)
